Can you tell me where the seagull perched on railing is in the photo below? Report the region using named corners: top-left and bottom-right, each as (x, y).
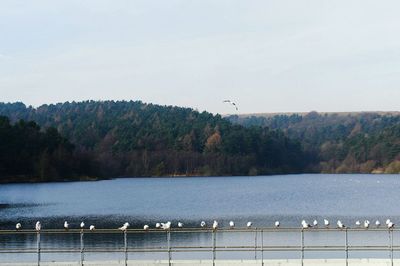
top-left (386, 219), bottom-right (392, 226)
top-left (35, 221), bottom-right (41, 231)
top-left (301, 220), bottom-right (311, 229)
top-left (89, 225), bottom-right (95, 231)
top-left (355, 220), bottom-right (361, 227)
top-left (80, 222), bottom-right (85, 229)
top-left (229, 221), bottom-right (235, 228)
top-left (247, 222), bottom-right (252, 228)
top-left (337, 220), bottom-right (345, 229)
top-left (375, 220), bottom-right (381, 227)
top-left (212, 221), bottom-right (218, 230)
top-left (364, 220), bottom-right (370, 229)
top-left (275, 221), bottom-right (280, 228)
top-left (119, 222), bottom-right (130, 231)
top-left (143, 225), bottom-right (149, 231)
top-left (156, 223), bottom-right (161, 229)
top-left (64, 221), bottom-right (69, 231)
top-left (313, 220), bottom-right (318, 227)
top-left (161, 222), bottom-right (171, 230)
top-left (16, 223), bottom-right (22, 231)
top-left (324, 219), bottom-right (329, 227)
top-left (200, 221), bottom-right (206, 228)
top-left (388, 221), bottom-right (395, 229)
top-left (178, 222), bottom-right (183, 228)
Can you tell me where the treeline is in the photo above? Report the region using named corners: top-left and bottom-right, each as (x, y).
top-left (228, 112), bottom-right (400, 174)
top-left (0, 116), bottom-right (92, 182)
top-left (0, 101), bottom-right (309, 182)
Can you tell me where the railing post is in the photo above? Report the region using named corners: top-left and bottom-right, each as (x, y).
top-left (345, 228), bottom-right (348, 266)
top-left (390, 228), bottom-right (394, 266)
top-left (80, 229), bottom-right (85, 266)
top-left (261, 229), bottom-right (264, 266)
top-left (124, 230), bottom-right (128, 266)
top-left (301, 228), bottom-right (304, 266)
top-left (212, 229), bottom-right (216, 266)
top-left (167, 230), bottom-right (171, 266)
top-left (36, 231), bottom-right (41, 266)
top-left (254, 228), bottom-right (258, 260)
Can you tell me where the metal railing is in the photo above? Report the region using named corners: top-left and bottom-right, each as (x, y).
top-left (0, 227), bottom-right (398, 265)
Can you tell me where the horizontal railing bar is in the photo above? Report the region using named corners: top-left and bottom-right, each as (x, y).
top-left (0, 227), bottom-right (397, 234)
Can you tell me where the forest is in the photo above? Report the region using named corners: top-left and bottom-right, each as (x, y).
top-left (228, 112), bottom-right (400, 174)
top-left (1, 101), bottom-right (399, 183)
top-left (0, 101), bottom-right (308, 182)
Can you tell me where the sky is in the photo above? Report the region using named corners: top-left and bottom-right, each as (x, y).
top-left (0, 0), bottom-right (399, 114)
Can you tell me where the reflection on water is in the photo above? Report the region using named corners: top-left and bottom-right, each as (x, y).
top-left (1, 174), bottom-right (400, 262)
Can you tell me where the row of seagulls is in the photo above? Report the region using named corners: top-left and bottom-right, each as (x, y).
top-left (13, 219), bottom-right (396, 231)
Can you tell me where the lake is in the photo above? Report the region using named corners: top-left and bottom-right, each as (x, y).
top-left (1, 174), bottom-right (400, 262)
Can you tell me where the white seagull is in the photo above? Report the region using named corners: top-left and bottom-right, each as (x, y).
top-left (375, 220), bottom-right (381, 227)
top-left (200, 221), bottom-right (206, 228)
top-left (178, 222), bottom-right (183, 228)
top-left (222, 100), bottom-right (239, 111)
top-left (161, 222), bottom-right (171, 230)
top-left (386, 219), bottom-right (392, 225)
top-left (364, 220), bottom-right (370, 229)
top-left (324, 219), bottom-right (329, 227)
top-left (246, 222), bottom-right (252, 228)
top-left (301, 220), bottom-right (311, 229)
top-left (64, 221), bottom-right (69, 230)
top-left (35, 221), bottom-right (41, 231)
top-left (275, 221), bottom-right (280, 228)
top-left (229, 221), bottom-right (235, 228)
top-left (212, 220), bottom-right (218, 230)
top-left (313, 220), bottom-right (318, 227)
top-left (80, 222), bottom-right (85, 229)
top-left (337, 220), bottom-right (345, 229)
top-left (119, 222), bottom-right (130, 231)
top-left (16, 223), bottom-right (22, 230)
top-left (388, 221), bottom-right (395, 229)
top-left (355, 220), bottom-right (361, 227)
top-left (89, 225), bottom-right (95, 231)
top-left (156, 223), bottom-right (161, 229)
top-left (143, 225), bottom-right (150, 231)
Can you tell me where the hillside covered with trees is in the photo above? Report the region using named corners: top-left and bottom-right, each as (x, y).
top-left (0, 101), bottom-right (309, 182)
top-left (228, 112), bottom-right (400, 174)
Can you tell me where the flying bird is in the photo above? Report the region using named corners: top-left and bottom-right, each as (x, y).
top-left (275, 221), bottom-right (280, 228)
top-left (89, 225), bottom-right (95, 231)
top-left (35, 221), bottom-right (41, 231)
top-left (64, 221), bottom-right (69, 231)
top-left (246, 222), bottom-right (252, 228)
top-left (200, 221), bottom-right (206, 228)
top-left (16, 223), bottom-right (22, 230)
top-left (119, 222), bottom-right (130, 231)
top-left (223, 100), bottom-right (239, 111)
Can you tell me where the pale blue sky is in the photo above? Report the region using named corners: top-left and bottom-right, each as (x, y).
top-left (0, 0), bottom-right (399, 114)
